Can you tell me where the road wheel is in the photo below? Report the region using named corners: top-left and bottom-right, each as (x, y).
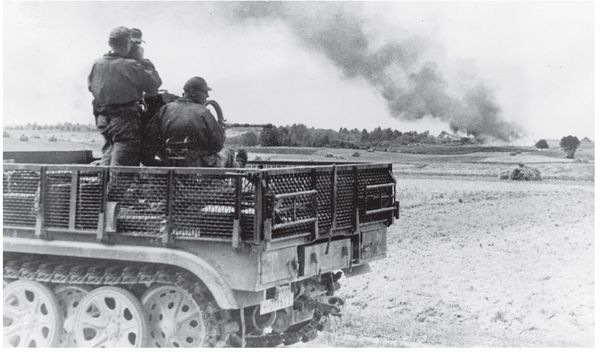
top-left (73, 286), bottom-right (147, 347)
top-left (141, 284), bottom-right (220, 347)
top-left (3, 280), bottom-right (62, 347)
top-left (54, 284), bottom-right (91, 347)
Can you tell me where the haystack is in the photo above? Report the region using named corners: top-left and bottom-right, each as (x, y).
top-left (498, 163), bottom-right (542, 181)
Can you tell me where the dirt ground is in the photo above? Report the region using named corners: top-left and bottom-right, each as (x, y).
top-left (308, 174), bottom-right (594, 347)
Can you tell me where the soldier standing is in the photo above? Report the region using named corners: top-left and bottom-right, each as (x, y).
top-left (88, 26), bottom-right (162, 166)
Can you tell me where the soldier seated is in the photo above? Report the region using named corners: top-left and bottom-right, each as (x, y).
top-left (144, 77), bottom-right (247, 168)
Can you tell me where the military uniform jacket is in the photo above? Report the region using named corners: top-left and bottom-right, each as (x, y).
top-left (148, 97), bottom-right (225, 157)
top-left (88, 52), bottom-right (162, 106)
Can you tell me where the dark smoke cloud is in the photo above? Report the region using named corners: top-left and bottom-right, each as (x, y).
top-left (229, 2), bottom-right (523, 141)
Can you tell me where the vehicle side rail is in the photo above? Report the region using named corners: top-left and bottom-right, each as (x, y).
top-left (3, 162), bottom-right (397, 247)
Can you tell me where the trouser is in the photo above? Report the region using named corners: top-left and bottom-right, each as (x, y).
top-left (99, 140), bottom-right (141, 166)
top-left (96, 104), bottom-right (142, 166)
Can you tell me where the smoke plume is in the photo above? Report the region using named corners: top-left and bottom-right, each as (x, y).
top-left (229, 2), bottom-right (523, 141)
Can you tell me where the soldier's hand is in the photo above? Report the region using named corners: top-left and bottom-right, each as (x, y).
top-left (131, 45), bottom-right (145, 61)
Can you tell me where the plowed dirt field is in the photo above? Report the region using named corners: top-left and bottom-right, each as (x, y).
top-left (308, 174), bottom-right (594, 347)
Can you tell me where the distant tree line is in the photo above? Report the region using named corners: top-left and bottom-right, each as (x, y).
top-left (535, 136), bottom-right (583, 159)
top-left (535, 139), bottom-right (549, 149)
top-left (5, 122), bottom-right (96, 132)
top-left (560, 135), bottom-right (580, 159)
top-left (227, 124), bottom-right (443, 149)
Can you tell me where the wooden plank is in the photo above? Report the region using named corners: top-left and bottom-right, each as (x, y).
top-left (352, 166), bottom-right (359, 233)
top-left (331, 165), bottom-right (338, 230)
top-left (311, 168), bottom-right (318, 237)
top-left (365, 182), bottom-right (396, 190)
top-left (172, 167), bottom-right (247, 176)
top-left (264, 219), bottom-right (272, 243)
top-left (365, 207), bottom-right (397, 216)
top-left (274, 190), bottom-right (317, 199)
top-left (45, 164), bottom-right (105, 172)
top-left (232, 177), bottom-right (242, 248)
top-left (232, 219), bottom-right (241, 248)
top-left (259, 165), bottom-right (333, 175)
top-left (68, 170), bottom-right (78, 229)
top-left (162, 169), bottom-right (174, 246)
top-left (96, 168), bottom-right (109, 242)
top-left (43, 228), bottom-right (97, 235)
top-left (34, 166), bottom-right (47, 238)
top-left (254, 174), bottom-right (264, 244)
top-left (269, 232), bottom-right (312, 244)
top-left (272, 217), bottom-right (316, 231)
top-left (3, 164), bottom-right (43, 171)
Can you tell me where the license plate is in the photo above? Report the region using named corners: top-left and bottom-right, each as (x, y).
top-left (260, 285), bottom-right (294, 315)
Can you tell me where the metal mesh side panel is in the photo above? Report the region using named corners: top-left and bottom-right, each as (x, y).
top-left (316, 171), bottom-right (332, 235)
top-left (268, 173), bottom-right (314, 238)
top-left (359, 168), bottom-right (395, 223)
top-left (45, 171), bottom-right (71, 228)
top-left (172, 174), bottom-right (238, 238)
top-left (335, 170), bottom-right (354, 229)
top-left (107, 171), bottom-right (167, 235)
top-left (240, 177), bottom-right (256, 240)
top-left (75, 171), bottom-right (104, 229)
top-left (3, 170), bottom-right (39, 226)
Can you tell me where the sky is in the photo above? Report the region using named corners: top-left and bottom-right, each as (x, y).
top-left (2, 1), bottom-right (595, 144)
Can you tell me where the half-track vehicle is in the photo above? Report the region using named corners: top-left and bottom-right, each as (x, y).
top-left (3, 150), bottom-right (398, 347)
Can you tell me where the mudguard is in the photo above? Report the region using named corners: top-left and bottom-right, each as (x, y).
top-left (3, 236), bottom-right (245, 309)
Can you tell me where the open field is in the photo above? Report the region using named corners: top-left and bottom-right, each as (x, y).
top-left (2, 131), bottom-right (595, 347)
top-left (3, 130), bottom-right (104, 157)
top-left (250, 145), bottom-right (594, 346)
top-left (307, 176), bottom-right (594, 347)
top-left (304, 146), bottom-right (592, 346)
top-left (247, 145), bottom-right (594, 182)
